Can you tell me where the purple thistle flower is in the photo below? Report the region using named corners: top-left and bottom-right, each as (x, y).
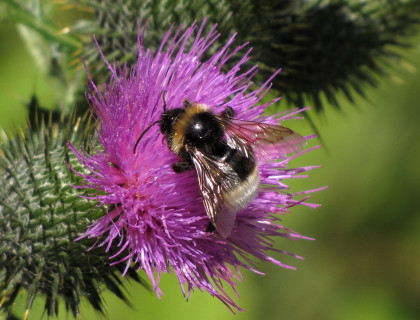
top-left (69, 20), bottom-right (323, 312)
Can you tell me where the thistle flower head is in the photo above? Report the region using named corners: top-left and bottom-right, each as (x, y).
top-left (69, 20), bottom-right (321, 311)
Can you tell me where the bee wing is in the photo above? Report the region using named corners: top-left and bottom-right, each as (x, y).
top-left (188, 146), bottom-right (241, 238)
top-left (219, 118), bottom-right (306, 159)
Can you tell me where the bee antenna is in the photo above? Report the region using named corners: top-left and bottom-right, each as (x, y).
top-left (133, 120), bottom-right (160, 154)
top-left (162, 90), bottom-right (167, 112)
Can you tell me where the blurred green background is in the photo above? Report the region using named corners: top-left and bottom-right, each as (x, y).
top-left (1, 13), bottom-right (420, 320)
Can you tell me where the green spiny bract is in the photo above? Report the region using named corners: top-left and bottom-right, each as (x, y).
top-left (78, 0), bottom-right (420, 111)
top-left (0, 111), bottom-right (146, 319)
top-left (3, 0), bottom-right (419, 115)
top-left (250, 0), bottom-right (420, 111)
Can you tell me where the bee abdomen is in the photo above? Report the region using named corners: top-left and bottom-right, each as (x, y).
top-left (224, 148), bottom-right (256, 181)
top-left (214, 165), bottom-right (260, 238)
top-left (224, 165), bottom-right (260, 212)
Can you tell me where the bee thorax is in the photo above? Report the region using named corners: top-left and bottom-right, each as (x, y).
top-left (184, 112), bottom-right (224, 147)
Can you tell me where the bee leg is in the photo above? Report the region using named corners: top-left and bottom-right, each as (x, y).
top-left (221, 106), bottom-right (234, 119)
top-left (172, 160), bottom-right (193, 173)
top-left (183, 100), bottom-right (193, 108)
top-left (205, 222), bottom-right (216, 233)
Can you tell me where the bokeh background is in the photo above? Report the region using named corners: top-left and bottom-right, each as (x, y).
top-left (1, 10), bottom-right (420, 320)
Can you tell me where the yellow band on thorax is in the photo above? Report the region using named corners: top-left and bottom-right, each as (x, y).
top-left (172, 103), bottom-right (209, 154)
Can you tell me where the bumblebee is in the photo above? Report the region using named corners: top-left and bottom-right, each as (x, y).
top-left (134, 96), bottom-right (305, 238)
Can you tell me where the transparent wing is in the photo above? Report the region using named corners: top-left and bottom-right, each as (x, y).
top-left (219, 117), bottom-right (306, 159)
top-left (188, 146), bottom-right (241, 238)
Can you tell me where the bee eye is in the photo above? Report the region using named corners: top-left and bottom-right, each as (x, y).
top-left (159, 108), bottom-right (184, 135)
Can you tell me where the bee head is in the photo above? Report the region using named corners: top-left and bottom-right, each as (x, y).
top-left (159, 108), bottom-right (185, 137)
